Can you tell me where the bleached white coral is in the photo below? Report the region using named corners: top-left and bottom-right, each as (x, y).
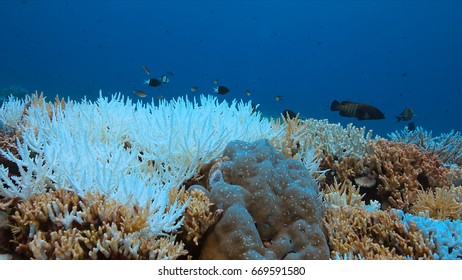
top-left (396, 210), bottom-right (462, 260)
top-left (0, 91), bottom-right (284, 237)
top-left (0, 94), bottom-right (30, 131)
top-left (388, 126), bottom-right (462, 165)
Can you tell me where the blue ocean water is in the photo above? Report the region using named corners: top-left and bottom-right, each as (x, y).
top-left (1, 0), bottom-right (461, 137)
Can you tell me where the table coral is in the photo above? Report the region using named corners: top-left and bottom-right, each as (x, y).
top-left (200, 139), bottom-right (329, 260)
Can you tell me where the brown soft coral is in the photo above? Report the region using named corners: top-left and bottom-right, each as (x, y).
top-left (7, 189), bottom-right (187, 259)
top-left (323, 206), bottom-right (435, 259)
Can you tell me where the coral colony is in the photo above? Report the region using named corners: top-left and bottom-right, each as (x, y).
top-left (0, 91), bottom-right (461, 260)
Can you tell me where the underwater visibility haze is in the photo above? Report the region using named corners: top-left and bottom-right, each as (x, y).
top-left (2, 0), bottom-right (462, 261)
top-left (1, 0), bottom-right (461, 136)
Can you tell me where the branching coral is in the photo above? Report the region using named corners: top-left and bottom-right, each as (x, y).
top-left (389, 126), bottom-right (462, 165)
top-left (8, 189), bottom-right (187, 259)
top-left (410, 187), bottom-right (462, 220)
top-left (323, 206), bottom-right (435, 259)
top-left (170, 186), bottom-right (222, 248)
top-left (322, 180), bottom-right (366, 209)
top-left (397, 210), bottom-right (462, 259)
top-left (271, 117), bottom-right (375, 161)
top-left (363, 140), bottom-right (453, 211)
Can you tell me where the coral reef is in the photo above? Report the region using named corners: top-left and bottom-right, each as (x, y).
top-left (323, 206), bottom-right (435, 260)
top-left (1, 92), bottom-right (462, 260)
top-left (410, 187), bottom-right (462, 220)
top-left (200, 139), bottom-right (329, 260)
top-left (0, 85), bottom-right (30, 102)
top-left (171, 186), bottom-right (222, 249)
top-left (321, 139), bottom-right (453, 211)
top-left (364, 140), bottom-right (452, 210)
top-left (271, 116), bottom-right (375, 161)
top-left (6, 189), bottom-right (187, 259)
top-left (397, 210), bottom-right (462, 259)
top-left (389, 126), bottom-right (462, 165)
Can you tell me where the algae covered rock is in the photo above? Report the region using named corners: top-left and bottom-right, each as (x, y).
top-left (200, 139), bottom-right (329, 260)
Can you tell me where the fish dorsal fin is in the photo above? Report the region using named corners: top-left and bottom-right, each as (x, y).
top-left (341, 101), bottom-right (353, 105)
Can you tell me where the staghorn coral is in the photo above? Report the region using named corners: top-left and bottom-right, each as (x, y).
top-left (447, 164), bottom-right (462, 187)
top-left (397, 210), bottom-right (462, 259)
top-left (0, 129), bottom-right (21, 179)
top-left (8, 189), bottom-right (187, 259)
top-left (410, 187), bottom-right (462, 220)
top-left (320, 153), bottom-right (366, 188)
top-left (21, 91), bottom-right (67, 122)
top-left (200, 139), bottom-right (329, 260)
top-left (170, 185), bottom-right (222, 247)
top-left (322, 179), bottom-right (366, 209)
top-left (323, 206), bottom-right (435, 260)
top-left (363, 140), bottom-right (453, 211)
top-left (271, 117), bottom-right (376, 161)
top-left (389, 126), bottom-right (462, 165)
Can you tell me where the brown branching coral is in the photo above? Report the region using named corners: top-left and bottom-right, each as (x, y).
top-left (7, 189), bottom-right (187, 259)
top-left (322, 139), bottom-right (454, 212)
top-left (323, 206), bottom-right (435, 259)
top-left (410, 187), bottom-right (462, 220)
top-left (320, 153), bottom-right (366, 188)
top-left (22, 91), bottom-right (66, 121)
top-left (322, 179), bottom-right (366, 209)
top-left (0, 129), bottom-right (21, 178)
top-left (364, 140), bottom-right (453, 211)
top-left (171, 186), bottom-right (222, 248)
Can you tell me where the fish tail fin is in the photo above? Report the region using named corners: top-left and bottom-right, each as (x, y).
top-left (330, 100), bottom-right (340, 111)
top-left (395, 116), bottom-right (402, 122)
top-left (144, 80), bottom-right (149, 85)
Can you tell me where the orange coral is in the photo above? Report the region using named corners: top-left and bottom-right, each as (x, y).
top-left (167, 185), bottom-right (222, 259)
top-left (22, 91), bottom-right (66, 121)
top-left (0, 128), bottom-right (21, 179)
top-left (7, 189), bottom-right (187, 259)
top-left (410, 187), bottom-right (462, 220)
top-left (323, 206), bottom-right (435, 259)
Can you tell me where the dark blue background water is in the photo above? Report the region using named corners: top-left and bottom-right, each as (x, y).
top-left (1, 0), bottom-right (461, 137)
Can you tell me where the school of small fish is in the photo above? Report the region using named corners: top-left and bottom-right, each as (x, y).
top-left (134, 64), bottom-right (415, 129)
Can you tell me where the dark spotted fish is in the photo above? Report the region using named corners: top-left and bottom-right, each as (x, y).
top-left (330, 100), bottom-right (385, 120)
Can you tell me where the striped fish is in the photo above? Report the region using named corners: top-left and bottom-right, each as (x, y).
top-left (330, 100), bottom-right (385, 120)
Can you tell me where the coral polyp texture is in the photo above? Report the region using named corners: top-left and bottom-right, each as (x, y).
top-left (0, 92), bottom-right (461, 259)
top-left (200, 139), bottom-right (329, 259)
